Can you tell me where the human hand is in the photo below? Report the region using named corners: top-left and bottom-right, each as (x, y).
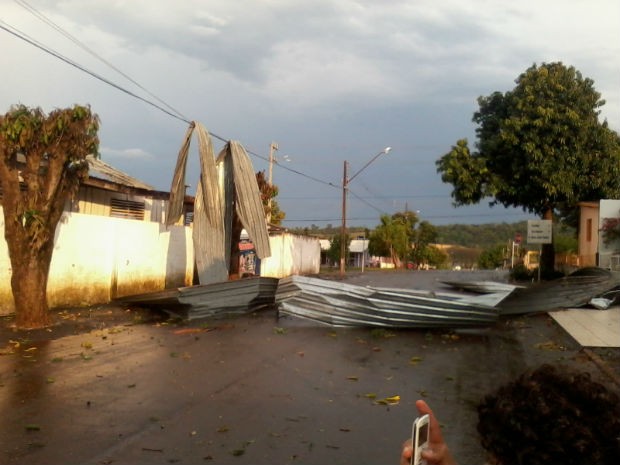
top-left (399, 400), bottom-right (456, 465)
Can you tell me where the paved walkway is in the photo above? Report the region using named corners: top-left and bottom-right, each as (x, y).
top-left (550, 307), bottom-right (620, 347)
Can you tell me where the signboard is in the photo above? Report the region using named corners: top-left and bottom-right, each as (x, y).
top-left (527, 220), bottom-right (552, 244)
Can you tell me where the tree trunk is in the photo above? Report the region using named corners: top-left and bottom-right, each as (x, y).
top-left (540, 208), bottom-right (555, 278)
top-left (11, 251), bottom-right (52, 328)
top-left (228, 213), bottom-right (243, 280)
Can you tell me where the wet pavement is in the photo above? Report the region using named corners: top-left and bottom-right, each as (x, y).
top-left (1, 270), bottom-right (619, 465)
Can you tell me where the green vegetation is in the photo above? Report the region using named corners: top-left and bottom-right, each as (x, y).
top-left (477, 244), bottom-right (506, 269)
top-left (435, 222), bottom-right (527, 250)
top-left (436, 62), bottom-right (620, 274)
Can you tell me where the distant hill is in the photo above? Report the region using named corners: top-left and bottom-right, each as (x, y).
top-left (289, 220), bottom-right (576, 253)
top-left (435, 221), bottom-right (529, 249)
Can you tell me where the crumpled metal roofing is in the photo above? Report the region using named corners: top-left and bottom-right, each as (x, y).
top-left (276, 275), bottom-right (500, 328)
top-left (165, 122), bottom-right (271, 285)
top-left (117, 276), bottom-right (279, 320)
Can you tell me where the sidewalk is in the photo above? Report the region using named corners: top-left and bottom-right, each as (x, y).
top-left (549, 307), bottom-right (620, 347)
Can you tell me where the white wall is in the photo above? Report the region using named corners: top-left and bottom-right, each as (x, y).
top-left (261, 233), bottom-right (320, 277)
top-left (0, 209), bottom-right (193, 315)
top-left (598, 199), bottom-right (620, 269)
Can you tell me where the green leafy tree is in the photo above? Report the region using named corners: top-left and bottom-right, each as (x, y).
top-left (256, 170), bottom-right (285, 225)
top-left (327, 233), bottom-right (349, 266)
top-left (477, 244), bottom-right (507, 269)
top-left (0, 105), bottom-right (99, 328)
top-left (369, 212), bottom-right (419, 267)
top-left (416, 245), bottom-right (448, 269)
top-left (437, 62), bottom-right (620, 275)
top-left (411, 220), bottom-right (439, 266)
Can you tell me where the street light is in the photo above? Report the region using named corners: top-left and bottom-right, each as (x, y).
top-left (340, 146), bottom-right (391, 277)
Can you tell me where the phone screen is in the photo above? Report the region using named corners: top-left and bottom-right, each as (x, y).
top-left (418, 422), bottom-right (428, 444)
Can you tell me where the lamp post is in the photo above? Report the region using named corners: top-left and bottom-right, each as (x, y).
top-left (340, 147), bottom-right (391, 277)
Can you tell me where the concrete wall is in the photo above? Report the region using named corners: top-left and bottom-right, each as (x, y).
top-left (0, 209), bottom-right (193, 315)
top-left (578, 202), bottom-right (599, 267)
top-left (261, 233), bottom-right (320, 278)
top-left (598, 199), bottom-right (620, 269)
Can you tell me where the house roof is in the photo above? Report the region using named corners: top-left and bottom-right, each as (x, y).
top-left (86, 155), bottom-right (155, 191)
top-left (84, 155), bottom-right (189, 203)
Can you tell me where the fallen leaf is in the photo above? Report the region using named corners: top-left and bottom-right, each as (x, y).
top-left (173, 328), bottom-right (212, 335)
top-left (409, 356), bottom-right (423, 365)
top-left (347, 376), bottom-right (359, 381)
top-left (534, 341), bottom-right (566, 351)
top-left (25, 424), bottom-right (41, 431)
top-left (375, 395), bottom-right (400, 405)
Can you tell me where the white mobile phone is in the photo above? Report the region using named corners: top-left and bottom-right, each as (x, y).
top-left (411, 413), bottom-right (430, 465)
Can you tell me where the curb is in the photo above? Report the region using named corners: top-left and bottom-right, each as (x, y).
top-left (582, 347), bottom-right (620, 388)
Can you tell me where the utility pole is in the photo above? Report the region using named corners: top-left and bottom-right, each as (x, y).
top-left (268, 142), bottom-right (278, 185)
top-left (339, 160), bottom-right (348, 277)
top-left (267, 142), bottom-right (278, 223)
top-left (339, 147), bottom-right (391, 277)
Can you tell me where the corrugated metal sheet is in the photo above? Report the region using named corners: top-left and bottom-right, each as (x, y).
top-left (117, 276), bottom-right (279, 320)
top-left (192, 124), bottom-right (228, 284)
top-left (228, 141), bottom-right (271, 259)
top-left (441, 280), bottom-right (520, 294)
top-left (216, 145), bottom-right (235, 268)
top-left (276, 275), bottom-right (500, 328)
top-left (165, 123), bottom-right (194, 226)
top-left (497, 267), bottom-right (620, 315)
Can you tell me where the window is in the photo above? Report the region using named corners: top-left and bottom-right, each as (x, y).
top-left (110, 198), bottom-right (145, 220)
top-left (586, 218), bottom-right (592, 242)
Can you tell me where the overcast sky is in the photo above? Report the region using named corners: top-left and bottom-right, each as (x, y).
top-left (1, 0), bottom-right (619, 229)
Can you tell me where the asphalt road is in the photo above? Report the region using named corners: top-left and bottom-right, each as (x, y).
top-left (1, 270), bottom-right (618, 465)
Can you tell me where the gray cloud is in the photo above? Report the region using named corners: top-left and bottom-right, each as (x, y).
top-left (2, 0), bottom-right (618, 227)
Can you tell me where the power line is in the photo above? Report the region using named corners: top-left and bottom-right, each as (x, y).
top-left (13, 0), bottom-right (190, 122)
top-left (281, 211), bottom-right (534, 224)
top-left (0, 19), bottom-right (191, 125)
top-left (348, 187), bottom-right (388, 215)
top-left (0, 15), bottom-right (366, 194)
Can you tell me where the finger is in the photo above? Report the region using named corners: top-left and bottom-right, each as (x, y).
top-left (415, 400), bottom-right (444, 443)
top-left (415, 399), bottom-right (432, 416)
top-left (401, 440), bottom-right (413, 465)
